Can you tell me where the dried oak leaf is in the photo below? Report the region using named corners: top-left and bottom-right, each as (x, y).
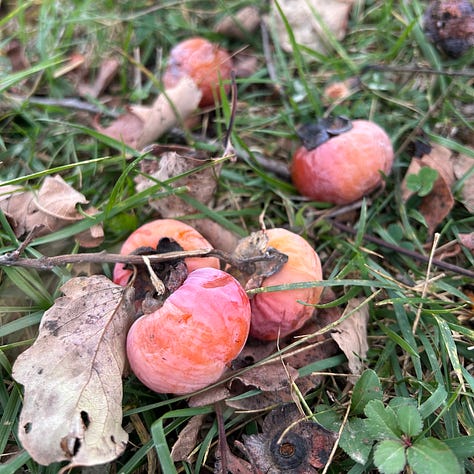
top-left (12, 276), bottom-right (135, 470)
top-left (243, 403), bottom-right (337, 473)
top-left (214, 6), bottom-right (261, 40)
top-left (459, 232), bottom-right (474, 251)
top-left (94, 77), bottom-right (202, 150)
top-left (452, 152), bottom-right (474, 213)
top-left (401, 143), bottom-right (456, 235)
top-left (135, 144), bottom-right (240, 253)
top-left (77, 57), bottom-right (121, 99)
top-left (135, 145), bottom-right (220, 217)
top-left (267, 0), bottom-right (355, 55)
top-left (5, 39), bottom-right (30, 72)
top-left (0, 175), bottom-right (104, 247)
top-left (171, 414), bottom-right (207, 462)
top-left (330, 297), bottom-right (369, 381)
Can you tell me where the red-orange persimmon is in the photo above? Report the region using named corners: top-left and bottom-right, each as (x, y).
top-left (163, 37), bottom-right (233, 107)
top-left (126, 267), bottom-right (251, 394)
top-left (113, 219), bottom-right (219, 287)
top-left (291, 119), bottom-right (394, 205)
top-left (249, 228), bottom-right (323, 341)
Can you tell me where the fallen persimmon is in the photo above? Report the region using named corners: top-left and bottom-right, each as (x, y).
top-left (126, 267), bottom-right (251, 394)
top-left (112, 218), bottom-right (219, 287)
top-left (162, 37), bottom-right (233, 107)
top-left (249, 228), bottom-right (323, 341)
top-left (291, 117), bottom-right (394, 205)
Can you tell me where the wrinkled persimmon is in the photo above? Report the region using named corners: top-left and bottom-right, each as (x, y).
top-left (291, 119), bottom-right (394, 205)
top-left (249, 228), bottom-right (323, 340)
top-left (163, 37), bottom-right (233, 107)
top-left (113, 219), bottom-right (219, 287)
top-left (126, 267), bottom-right (251, 394)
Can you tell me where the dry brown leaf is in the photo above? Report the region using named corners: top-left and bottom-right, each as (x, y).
top-left (215, 445), bottom-right (255, 474)
top-left (231, 362), bottom-right (299, 393)
top-left (135, 146), bottom-right (220, 217)
top-left (0, 176), bottom-right (104, 247)
top-left (330, 297), bottom-right (369, 379)
top-left (401, 143), bottom-right (458, 235)
top-left (214, 6), bottom-right (261, 40)
top-left (419, 174), bottom-right (455, 236)
top-left (267, 0), bottom-right (355, 55)
top-left (77, 57), bottom-right (120, 98)
top-left (188, 386), bottom-right (232, 408)
top-left (171, 414), bottom-right (207, 462)
top-left (459, 232), bottom-right (474, 251)
top-left (95, 77), bottom-right (202, 149)
top-left (12, 275), bottom-right (135, 469)
top-left (452, 152), bottom-right (474, 213)
top-left (134, 145), bottom-right (241, 252)
top-left (6, 39), bottom-right (30, 72)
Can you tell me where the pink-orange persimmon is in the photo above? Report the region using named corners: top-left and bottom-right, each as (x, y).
top-left (113, 219), bottom-right (219, 287)
top-left (291, 119), bottom-right (394, 205)
top-left (249, 228), bottom-right (323, 341)
top-left (162, 37), bottom-right (233, 107)
top-left (126, 267), bottom-right (251, 394)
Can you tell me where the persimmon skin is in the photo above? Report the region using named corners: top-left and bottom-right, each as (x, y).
top-left (126, 268), bottom-right (251, 394)
top-left (250, 228), bottom-right (323, 341)
top-left (113, 219), bottom-right (219, 287)
top-left (291, 120), bottom-right (394, 205)
top-left (163, 37), bottom-right (233, 107)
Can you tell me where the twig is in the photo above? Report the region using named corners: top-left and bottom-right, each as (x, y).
top-left (330, 220), bottom-right (474, 279)
top-left (0, 246), bottom-right (287, 273)
top-left (6, 94), bottom-right (120, 117)
top-left (363, 63), bottom-right (474, 78)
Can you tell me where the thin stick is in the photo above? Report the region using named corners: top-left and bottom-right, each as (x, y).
top-left (330, 220), bottom-right (474, 279)
top-left (6, 94), bottom-right (120, 117)
top-left (0, 246), bottom-right (287, 272)
top-left (363, 64), bottom-right (474, 78)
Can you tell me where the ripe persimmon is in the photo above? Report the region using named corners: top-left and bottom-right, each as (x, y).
top-left (249, 228), bottom-right (323, 340)
top-left (126, 267), bottom-right (251, 394)
top-left (291, 118), bottom-right (394, 205)
top-left (113, 219), bottom-right (219, 287)
top-left (163, 37), bottom-right (233, 107)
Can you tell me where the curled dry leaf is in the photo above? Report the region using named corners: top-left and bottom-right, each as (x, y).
top-left (402, 142), bottom-right (474, 235)
top-left (135, 145), bottom-right (220, 217)
top-left (0, 175), bottom-right (103, 247)
top-left (12, 275), bottom-right (135, 469)
top-left (267, 0), bottom-right (355, 55)
top-left (243, 403), bottom-right (337, 473)
top-left (5, 38), bottom-right (30, 72)
top-left (452, 152), bottom-right (474, 213)
top-left (330, 297), bottom-right (369, 380)
top-left (135, 144), bottom-right (240, 252)
top-left (171, 414), bottom-right (207, 462)
top-left (94, 77), bottom-right (202, 150)
top-left (77, 57), bottom-right (121, 99)
top-left (459, 232), bottom-right (474, 251)
top-left (214, 6), bottom-right (261, 40)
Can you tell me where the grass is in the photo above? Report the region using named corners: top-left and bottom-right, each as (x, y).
top-left (1, 0), bottom-right (473, 473)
